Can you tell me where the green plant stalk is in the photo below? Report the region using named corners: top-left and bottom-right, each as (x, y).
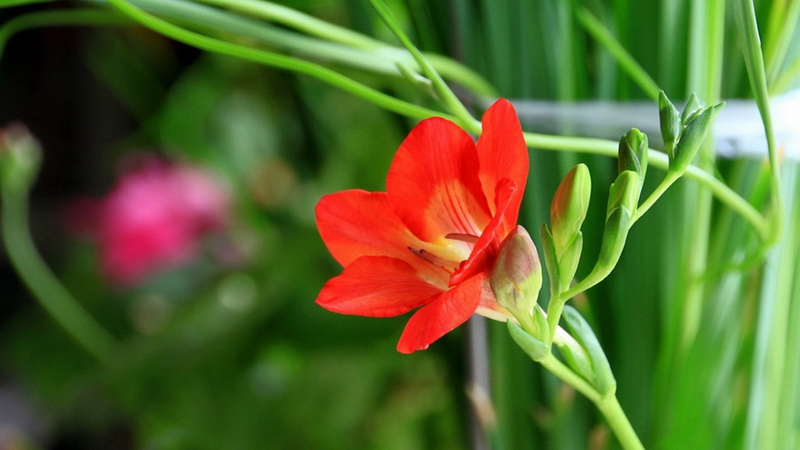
top-left (186, 0), bottom-right (497, 96)
top-left (522, 132), bottom-right (770, 241)
top-left (0, 0), bottom-right (57, 7)
top-left (744, 166), bottom-right (799, 450)
top-left (0, 9), bottom-right (129, 61)
top-left (631, 170), bottom-right (682, 224)
top-left (1, 187), bottom-right (116, 364)
top-left (570, 5), bottom-right (660, 101)
top-left (763, 0), bottom-right (800, 87)
top-left (98, 0), bottom-right (450, 122)
top-left (366, 0), bottom-right (479, 133)
top-left (734, 0), bottom-right (784, 246)
top-left (771, 54), bottom-right (800, 93)
top-left (537, 352), bottom-right (644, 450)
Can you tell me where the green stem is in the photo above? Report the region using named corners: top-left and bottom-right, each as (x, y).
top-left (0, 9), bottom-right (129, 61)
top-left (631, 170), bottom-right (681, 224)
top-left (546, 294), bottom-right (565, 346)
top-left (734, 0), bottom-right (784, 246)
top-left (186, 0), bottom-right (497, 96)
top-left (595, 394), bottom-right (646, 450)
top-left (1, 188), bottom-right (116, 364)
top-left (523, 132), bottom-right (771, 242)
top-left (571, 5), bottom-right (660, 101)
top-left (366, 0), bottom-right (479, 133)
top-left (538, 352), bottom-right (644, 450)
top-left (99, 0), bottom-right (450, 122)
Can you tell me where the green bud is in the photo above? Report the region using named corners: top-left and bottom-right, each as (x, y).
top-left (557, 232), bottom-right (582, 292)
top-left (596, 205), bottom-right (633, 274)
top-left (562, 306), bottom-right (616, 395)
top-left (658, 91), bottom-right (682, 159)
top-left (607, 171), bottom-right (640, 218)
top-left (670, 102), bottom-right (724, 174)
top-left (491, 226), bottom-right (542, 320)
top-left (617, 129), bottom-right (649, 188)
top-left (0, 123), bottom-right (42, 192)
top-left (507, 320), bottom-right (548, 361)
top-left (681, 93), bottom-right (702, 125)
top-left (550, 164), bottom-right (591, 253)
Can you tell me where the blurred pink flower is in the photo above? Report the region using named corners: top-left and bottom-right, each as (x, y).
top-left (69, 157), bottom-right (231, 285)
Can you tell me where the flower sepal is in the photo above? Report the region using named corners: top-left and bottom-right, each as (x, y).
top-left (561, 305), bottom-right (616, 395)
top-left (507, 319), bottom-right (548, 361)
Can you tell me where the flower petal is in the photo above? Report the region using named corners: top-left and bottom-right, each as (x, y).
top-left (388, 117), bottom-right (492, 243)
top-left (316, 256), bottom-right (443, 317)
top-left (396, 273), bottom-right (484, 353)
top-left (476, 99), bottom-right (528, 232)
top-left (449, 178), bottom-right (517, 286)
top-left (316, 190), bottom-right (423, 267)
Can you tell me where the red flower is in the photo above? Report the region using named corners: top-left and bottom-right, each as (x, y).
top-left (315, 99), bottom-right (529, 353)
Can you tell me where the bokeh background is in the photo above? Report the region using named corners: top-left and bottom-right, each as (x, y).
top-left (1, 0), bottom-right (799, 449)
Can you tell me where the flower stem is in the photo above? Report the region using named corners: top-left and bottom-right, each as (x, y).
top-left (538, 352), bottom-right (644, 450)
top-left (100, 0), bottom-right (452, 122)
top-left (1, 187), bottom-right (116, 364)
top-left (522, 132), bottom-right (771, 242)
top-left (631, 170), bottom-right (682, 225)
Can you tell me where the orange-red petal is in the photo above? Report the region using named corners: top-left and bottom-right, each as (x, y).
top-left (316, 256), bottom-right (443, 317)
top-left (316, 190), bottom-right (424, 267)
top-left (449, 178), bottom-right (517, 286)
top-left (387, 117), bottom-right (492, 243)
top-left (476, 99), bottom-right (528, 233)
top-left (396, 273), bottom-right (484, 353)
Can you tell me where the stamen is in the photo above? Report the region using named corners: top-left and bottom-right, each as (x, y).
top-left (445, 233), bottom-right (480, 244)
top-left (408, 247), bottom-right (459, 271)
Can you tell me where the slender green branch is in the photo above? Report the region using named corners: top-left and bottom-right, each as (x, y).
top-left (571, 5), bottom-right (660, 101)
top-left (538, 352), bottom-right (644, 450)
top-left (735, 0), bottom-right (784, 246)
top-left (0, 9), bottom-right (129, 61)
top-left (100, 0), bottom-right (450, 122)
top-left (631, 170), bottom-right (682, 224)
top-left (595, 394), bottom-right (646, 450)
top-left (523, 132), bottom-right (771, 242)
top-left (166, 0), bottom-right (497, 96)
top-left (191, 0), bottom-right (384, 49)
top-left (367, 0), bottom-right (479, 133)
top-left (0, 0), bottom-right (57, 7)
top-left (1, 188), bottom-right (116, 364)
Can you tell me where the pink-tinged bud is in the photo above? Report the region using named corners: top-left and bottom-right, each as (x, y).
top-left (490, 225), bottom-right (542, 318)
top-left (0, 123), bottom-right (42, 192)
top-left (550, 164), bottom-right (591, 254)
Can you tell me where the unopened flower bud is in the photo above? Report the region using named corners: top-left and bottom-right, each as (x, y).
top-left (670, 102), bottom-right (724, 174)
top-left (681, 93), bottom-right (702, 125)
top-left (606, 171), bottom-right (640, 218)
top-left (0, 123), bottom-right (42, 192)
top-left (491, 225), bottom-right (542, 319)
top-left (659, 91), bottom-right (681, 158)
top-left (550, 164), bottom-right (591, 253)
top-left (618, 129), bottom-right (648, 188)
